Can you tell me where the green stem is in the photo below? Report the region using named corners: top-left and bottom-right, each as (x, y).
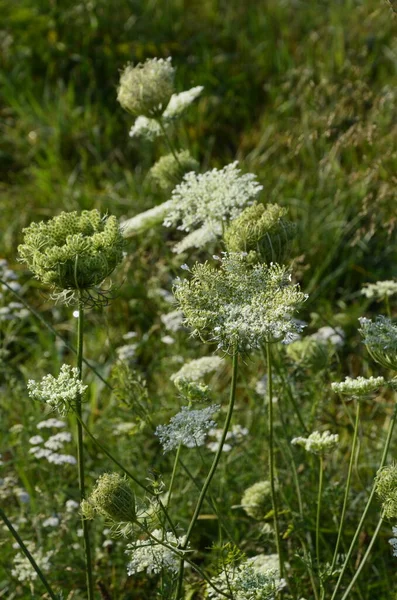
top-left (330, 400), bottom-right (361, 573)
top-left (156, 116), bottom-right (182, 167)
top-left (273, 347), bottom-right (308, 433)
top-left (174, 350), bottom-right (239, 599)
top-left (0, 507), bottom-right (59, 600)
top-left (76, 299), bottom-right (95, 600)
top-left (316, 454), bottom-right (324, 592)
top-left (330, 403), bottom-right (397, 600)
top-left (267, 343), bottom-right (284, 583)
top-left (340, 517), bottom-right (384, 600)
top-left (167, 444), bottom-right (182, 509)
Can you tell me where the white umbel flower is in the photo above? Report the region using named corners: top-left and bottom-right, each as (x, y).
top-left (331, 376), bottom-right (385, 397)
top-left (155, 405), bottom-right (219, 453)
top-left (362, 280), bottom-right (397, 299)
top-left (12, 543), bottom-right (53, 583)
top-left (291, 430), bottom-right (339, 455)
top-left (173, 224), bottom-right (219, 254)
top-left (389, 527), bottom-right (397, 557)
top-left (121, 201), bottom-right (173, 237)
top-left (207, 560), bottom-right (286, 600)
top-left (27, 364), bottom-right (87, 415)
top-left (171, 356), bottom-right (224, 383)
top-left (126, 529), bottom-right (188, 576)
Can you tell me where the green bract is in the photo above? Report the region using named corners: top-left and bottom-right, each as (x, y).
top-left (82, 473), bottom-right (136, 524)
top-left (173, 253), bottom-right (307, 353)
top-left (18, 210), bottom-right (124, 300)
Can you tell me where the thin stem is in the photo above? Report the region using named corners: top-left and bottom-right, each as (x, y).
top-left (76, 299), bottom-right (95, 600)
top-left (316, 455), bottom-right (324, 592)
top-left (0, 507), bottom-right (59, 600)
top-left (273, 347), bottom-right (308, 433)
top-left (267, 343), bottom-right (284, 582)
top-left (330, 403), bottom-right (397, 600)
top-left (174, 350), bottom-right (239, 600)
top-left (167, 444), bottom-right (182, 509)
top-left (330, 400), bottom-right (361, 572)
top-left (340, 516), bottom-right (384, 600)
top-left (156, 116), bottom-right (182, 167)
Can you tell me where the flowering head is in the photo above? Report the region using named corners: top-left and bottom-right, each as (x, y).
top-left (126, 529), bottom-right (188, 576)
top-left (359, 316), bottom-right (397, 371)
top-left (173, 253), bottom-right (307, 353)
top-left (117, 58), bottom-right (175, 118)
top-left (331, 375), bottom-right (385, 398)
top-left (224, 202), bottom-right (296, 265)
top-left (18, 210), bottom-right (124, 303)
top-left (361, 280), bottom-right (397, 300)
top-left (375, 464), bottom-right (397, 520)
top-left (149, 151), bottom-right (199, 192)
top-left (155, 404), bottom-right (219, 453)
top-left (291, 430), bottom-right (339, 455)
top-left (82, 472), bottom-right (136, 525)
top-left (241, 480), bottom-right (273, 520)
top-left (27, 364), bottom-right (87, 415)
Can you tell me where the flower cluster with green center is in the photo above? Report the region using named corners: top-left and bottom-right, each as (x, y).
top-left (170, 355), bottom-right (224, 401)
top-left (18, 210), bottom-right (124, 302)
top-left (125, 529), bottom-right (189, 576)
top-left (155, 404), bottom-right (220, 453)
top-left (359, 316), bottom-right (397, 370)
top-left (27, 364), bottom-right (87, 415)
top-left (375, 464), bottom-right (397, 520)
top-left (207, 560), bottom-right (285, 600)
top-left (291, 430), bottom-right (339, 455)
top-left (331, 376), bottom-right (385, 397)
top-left (174, 253), bottom-right (307, 353)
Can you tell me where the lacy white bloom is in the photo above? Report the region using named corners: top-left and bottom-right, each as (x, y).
top-left (161, 309), bottom-right (185, 332)
top-left (36, 418), bottom-right (66, 429)
top-left (207, 424), bottom-right (248, 453)
top-left (164, 162), bottom-right (262, 233)
top-left (116, 343), bottom-right (137, 361)
top-left (359, 316), bottom-right (397, 370)
top-left (389, 527), bottom-right (397, 556)
top-left (362, 280), bottom-right (397, 299)
top-left (129, 115), bottom-right (163, 140)
top-left (44, 431), bottom-right (72, 450)
top-left (171, 356), bottom-right (224, 383)
top-left (42, 516), bottom-right (60, 528)
top-left (29, 435), bottom-right (44, 445)
top-left (47, 453), bottom-right (76, 465)
top-left (311, 326), bottom-right (345, 348)
top-left (126, 529), bottom-right (188, 575)
top-left (65, 499), bottom-right (79, 512)
top-left (27, 364), bottom-right (87, 415)
top-left (291, 431), bottom-right (339, 455)
top-left (155, 405), bottom-right (219, 453)
top-left (121, 201), bottom-right (173, 237)
top-left (11, 542), bottom-right (53, 583)
top-left (331, 376), bottom-right (385, 397)
top-left (173, 224), bottom-right (219, 254)
top-left (174, 253), bottom-right (307, 352)
top-left (207, 561), bottom-right (286, 600)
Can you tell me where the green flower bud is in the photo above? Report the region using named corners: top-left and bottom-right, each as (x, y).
top-left (18, 210), bottom-right (124, 302)
top-left (83, 473), bottom-right (136, 524)
top-left (117, 58), bottom-right (175, 118)
top-left (241, 480), bottom-right (273, 520)
top-left (149, 151), bottom-right (199, 192)
top-left (375, 464), bottom-right (397, 520)
top-left (224, 202), bottom-right (296, 265)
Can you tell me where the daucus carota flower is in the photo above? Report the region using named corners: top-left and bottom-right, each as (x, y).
top-left (149, 151), bottom-right (199, 191)
top-left (241, 481), bottom-right (273, 520)
top-left (207, 424), bottom-right (248, 453)
top-left (173, 224), bottom-right (219, 254)
top-left (362, 280), bottom-right (397, 299)
top-left (121, 201), bottom-right (173, 237)
top-left (155, 404), bottom-right (219, 453)
top-left (389, 527), bottom-right (397, 556)
top-left (359, 316), bottom-right (397, 371)
top-left (174, 253), bottom-right (307, 353)
top-left (126, 529), bottom-right (188, 576)
top-left (12, 542), bottom-right (53, 583)
top-left (82, 473), bottom-right (136, 525)
top-left (311, 326), bottom-right (345, 348)
top-left (207, 560), bottom-right (286, 600)
top-left (291, 430), bottom-right (339, 455)
top-left (331, 376), bottom-right (385, 397)
top-left (171, 356), bottom-right (224, 383)
top-left (224, 202), bottom-right (296, 265)
top-left (18, 210), bottom-right (124, 303)
top-left (163, 162), bottom-right (263, 234)
top-left (27, 364), bottom-right (87, 415)
top-left (117, 58), bottom-right (175, 118)
top-left (286, 337), bottom-right (329, 370)
top-left (375, 464), bottom-right (397, 520)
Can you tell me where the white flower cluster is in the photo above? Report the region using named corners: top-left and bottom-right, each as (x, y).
top-left (0, 259), bottom-right (29, 321)
top-left (36, 418), bottom-right (66, 429)
top-left (171, 356), bottom-right (224, 383)
top-left (27, 364), bottom-right (87, 415)
top-left (389, 527), bottom-right (397, 557)
top-left (311, 326), bottom-right (345, 348)
top-left (121, 200), bottom-right (173, 237)
top-left (126, 529), bottom-right (188, 576)
top-left (362, 280), bottom-right (397, 299)
top-left (173, 224), bottom-right (219, 254)
top-left (359, 316), bottom-right (397, 370)
top-left (174, 253), bottom-right (307, 353)
top-left (11, 542), bottom-right (53, 583)
top-left (29, 428), bottom-right (76, 465)
top-left (207, 424), bottom-right (248, 453)
top-left (0, 475), bottom-right (29, 503)
top-left (291, 430), bottom-right (339, 455)
top-left (129, 86), bottom-right (204, 139)
top-left (164, 162), bottom-right (262, 234)
top-left (207, 560), bottom-right (286, 600)
top-left (161, 309), bottom-right (185, 332)
top-left (331, 376), bottom-right (385, 397)
top-left (155, 404), bottom-right (219, 453)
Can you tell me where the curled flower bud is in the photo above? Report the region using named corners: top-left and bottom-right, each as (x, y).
top-left (82, 473), bottom-right (136, 524)
top-left (375, 464), bottom-right (397, 520)
top-left (224, 202), bottom-right (296, 265)
top-left (241, 481), bottom-right (273, 520)
top-left (359, 316), bottom-right (397, 371)
top-left (117, 58), bottom-right (175, 118)
top-left (331, 376), bottom-right (385, 397)
top-left (149, 151), bottom-right (199, 192)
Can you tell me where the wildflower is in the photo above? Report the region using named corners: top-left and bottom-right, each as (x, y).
top-left (207, 560), bottom-right (286, 599)
top-left (117, 58), bottom-right (175, 118)
top-left (171, 356), bottom-right (224, 383)
top-left (27, 364), bottom-right (87, 415)
top-left (116, 343), bottom-right (137, 362)
top-left (311, 326), bottom-right (345, 348)
top-left (331, 376), bottom-right (385, 397)
top-left (18, 210), bottom-right (124, 303)
top-left (149, 151), bottom-right (199, 191)
top-left (36, 418), bottom-right (66, 429)
top-left (375, 464), bottom-right (397, 520)
top-left (359, 316), bottom-right (397, 371)
top-left (82, 473), bottom-right (136, 525)
top-left (155, 404), bottom-right (219, 453)
top-left (174, 253), bottom-right (307, 353)
top-left (173, 224), bottom-right (219, 254)
top-left (47, 453), bottom-right (76, 465)
top-left (224, 202), bottom-right (296, 265)
top-left (173, 378), bottom-right (210, 402)
top-left (389, 527), bottom-right (397, 556)
top-left (11, 542), bottom-right (53, 583)
top-left (291, 430), bottom-right (339, 455)
top-left (42, 516), bottom-right (60, 528)
top-left (44, 431), bottom-right (72, 451)
top-left (125, 529), bottom-right (188, 576)
top-left (362, 280), bottom-right (397, 300)
top-left (29, 435), bottom-right (44, 445)
top-left (207, 424), bottom-right (248, 452)
top-left (286, 337), bottom-right (329, 370)
top-left (161, 335), bottom-right (175, 345)
top-left (241, 481), bottom-right (273, 520)
top-left (121, 201), bottom-right (173, 237)
top-left (65, 499), bottom-right (79, 512)
top-left (161, 309), bottom-right (185, 332)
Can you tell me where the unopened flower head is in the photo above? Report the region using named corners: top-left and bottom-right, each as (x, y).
top-left (155, 404), bottom-right (219, 453)
top-left (126, 529), bottom-right (188, 576)
top-left (331, 376), bottom-right (385, 397)
top-left (375, 464), bottom-right (397, 520)
top-left (117, 57), bottom-right (175, 118)
top-left (362, 280), bottom-right (397, 300)
top-left (224, 202), bottom-right (296, 265)
top-left (286, 337), bottom-right (329, 370)
top-left (27, 364), bottom-right (87, 415)
top-left (241, 480), bottom-right (273, 520)
top-left (82, 473), bottom-right (136, 524)
top-left (163, 162), bottom-right (263, 234)
top-left (149, 151), bottom-right (199, 192)
top-left (174, 253), bottom-right (307, 353)
top-left (207, 560), bottom-right (286, 600)
top-left (18, 210), bottom-right (124, 302)
top-left (389, 527), bottom-right (397, 556)
top-left (291, 430), bottom-right (339, 455)
top-left (359, 316), bottom-right (397, 371)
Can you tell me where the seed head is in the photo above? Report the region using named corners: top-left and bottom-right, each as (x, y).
top-left (375, 464), bottom-right (397, 520)
top-left (82, 473), bottom-right (136, 524)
